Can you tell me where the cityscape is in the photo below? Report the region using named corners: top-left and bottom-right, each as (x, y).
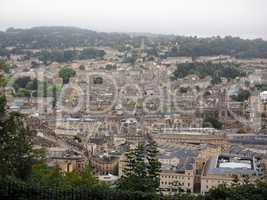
top-left (0, 0), bottom-right (267, 199)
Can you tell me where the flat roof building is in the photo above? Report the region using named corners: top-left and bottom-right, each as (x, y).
top-left (201, 154), bottom-right (262, 194)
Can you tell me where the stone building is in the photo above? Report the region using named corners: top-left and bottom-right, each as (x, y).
top-left (201, 154), bottom-right (264, 194)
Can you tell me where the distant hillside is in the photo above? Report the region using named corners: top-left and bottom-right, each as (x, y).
top-left (0, 26), bottom-right (131, 49)
top-left (0, 26), bottom-right (267, 58)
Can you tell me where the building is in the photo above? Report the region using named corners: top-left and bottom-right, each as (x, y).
top-left (47, 148), bottom-right (85, 173)
top-left (201, 154), bottom-right (263, 194)
top-left (118, 144), bottom-right (199, 193)
top-left (159, 163), bottom-right (195, 193)
top-left (90, 154), bottom-right (119, 175)
top-left (260, 91), bottom-right (267, 102)
top-left (151, 128), bottom-right (227, 146)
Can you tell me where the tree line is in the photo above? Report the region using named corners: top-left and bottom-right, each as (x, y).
top-left (36, 48), bottom-right (106, 64)
top-left (171, 62), bottom-right (245, 84)
top-left (1, 27), bottom-right (267, 59)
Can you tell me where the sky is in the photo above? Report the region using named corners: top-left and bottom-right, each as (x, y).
top-left (0, 0), bottom-right (267, 39)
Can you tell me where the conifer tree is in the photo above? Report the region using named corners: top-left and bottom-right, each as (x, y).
top-left (118, 142), bottom-right (161, 192)
top-left (146, 140), bottom-right (161, 191)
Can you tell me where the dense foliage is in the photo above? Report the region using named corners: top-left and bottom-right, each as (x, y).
top-left (0, 74), bottom-right (36, 180)
top-left (203, 116), bottom-right (223, 129)
top-left (0, 27), bottom-right (130, 49)
top-left (255, 84), bottom-right (267, 92)
top-left (118, 140), bottom-right (161, 193)
top-left (12, 76), bottom-right (53, 97)
top-left (1, 178), bottom-right (267, 200)
top-left (166, 36), bottom-right (267, 59)
top-left (231, 89), bottom-right (251, 102)
top-left (30, 163), bottom-right (99, 189)
top-left (1, 27), bottom-right (267, 59)
top-left (204, 180), bottom-right (267, 200)
top-left (0, 112), bottom-right (34, 180)
top-left (36, 48), bottom-right (105, 64)
top-left (171, 62), bottom-right (245, 84)
top-left (59, 66), bottom-right (76, 84)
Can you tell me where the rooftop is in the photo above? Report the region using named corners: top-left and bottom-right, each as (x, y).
top-left (204, 154), bottom-right (258, 176)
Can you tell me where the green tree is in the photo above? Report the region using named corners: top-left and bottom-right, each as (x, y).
top-left (134, 144), bottom-right (146, 178)
top-left (59, 66), bottom-right (76, 84)
top-left (118, 142), bottom-right (161, 193)
top-left (31, 164), bottom-right (98, 189)
top-left (118, 146), bottom-right (145, 192)
top-left (0, 112), bottom-right (34, 180)
top-left (0, 59), bottom-right (10, 73)
top-left (146, 140), bottom-right (161, 192)
top-left (79, 167), bottom-right (99, 186)
top-left (171, 62), bottom-right (245, 84)
top-left (13, 76), bottom-right (31, 91)
top-left (231, 89), bottom-right (250, 102)
top-left (0, 60), bottom-right (8, 118)
top-left (0, 95), bottom-right (6, 115)
top-left (79, 48), bottom-right (106, 60)
top-left (31, 163), bottom-right (64, 187)
top-left (203, 116), bottom-right (223, 129)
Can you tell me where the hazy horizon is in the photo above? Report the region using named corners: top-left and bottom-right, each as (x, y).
top-left (1, 0), bottom-right (267, 40)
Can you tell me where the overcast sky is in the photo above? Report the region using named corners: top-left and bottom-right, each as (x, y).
top-left (0, 0), bottom-right (267, 39)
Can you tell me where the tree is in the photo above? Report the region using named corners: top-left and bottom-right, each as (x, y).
top-left (0, 59), bottom-right (10, 73)
top-left (0, 60), bottom-right (8, 118)
top-left (171, 62), bottom-right (245, 84)
top-left (122, 149), bottom-right (136, 177)
top-left (118, 142), bottom-right (161, 193)
top-left (79, 64), bottom-right (85, 70)
top-left (118, 145), bottom-right (146, 192)
top-left (31, 164), bottom-right (98, 189)
top-left (134, 144), bottom-right (146, 178)
top-left (203, 116), bottom-right (223, 129)
top-left (31, 163), bottom-right (64, 187)
top-left (231, 89), bottom-right (250, 102)
top-left (79, 167), bottom-right (99, 186)
top-left (146, 140), bottom-right (161, 192)
top-left (51, 84), bottom-right (61, 108)
top-left (206, 179), bottom-right (267, 200)
top-left (79, 48), bottom-right (106, 60)
top-left (13, 76), bottom-right (32, 91)
top-left (0, 112), bottom-right (35, 180)
top-left (59, 66), bottom-right (76, 84)
top-left (0, 96), bottom-right (6, 115)
top-left (205, 184), bottom-right (229, 200)
top-left (13, 77), bottom-right (49, 97)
